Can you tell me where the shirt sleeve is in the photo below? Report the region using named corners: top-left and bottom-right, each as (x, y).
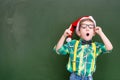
top-left (53, 40), bottom-right (76, 55)
top-left (95, 42), bottom-right (112, 56)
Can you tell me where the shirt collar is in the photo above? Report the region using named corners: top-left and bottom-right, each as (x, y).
top-left (79, 38), bottom-right (92, 45)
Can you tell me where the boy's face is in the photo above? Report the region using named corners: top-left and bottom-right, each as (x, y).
top-left (78, 20), bottom-right (95, 41)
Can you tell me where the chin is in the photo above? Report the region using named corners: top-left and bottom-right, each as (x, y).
top-left (83, 37), bottom-right (92, 41)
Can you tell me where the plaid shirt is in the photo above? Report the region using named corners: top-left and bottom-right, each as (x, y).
top-left (54, 39), bottom-right (111, 76)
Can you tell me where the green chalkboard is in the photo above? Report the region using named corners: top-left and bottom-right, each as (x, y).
top-left (0, 0), bottom-right (119, 80)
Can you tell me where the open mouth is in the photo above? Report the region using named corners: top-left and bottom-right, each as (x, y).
top-left (86, 33), bottom-right (89, 36)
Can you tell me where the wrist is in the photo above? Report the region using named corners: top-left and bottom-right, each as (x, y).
top-left (98, 31), bottom-right (104, 36)
top-left (63, 34), bottom-right (67, 38)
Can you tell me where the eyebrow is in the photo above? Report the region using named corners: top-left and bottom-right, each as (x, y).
top-left (81, 23), bottom-right (94, 25)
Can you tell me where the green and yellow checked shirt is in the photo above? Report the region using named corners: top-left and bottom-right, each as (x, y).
top-left (54, 39), bottom-right (111, 76)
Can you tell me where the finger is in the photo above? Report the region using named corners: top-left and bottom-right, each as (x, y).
top-left (68, 30), bottom-right (72, 35)
top-left (95, 27), bottom-right (99, 30)
top-left (66, 29), bottom-right (72, 35)
top-left (68, 24), bottom-right (72, 30)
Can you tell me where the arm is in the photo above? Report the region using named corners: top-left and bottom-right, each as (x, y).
top-left (95, 26), bottom-right (113, 51)
top-left (55, 28), bottom-right (72, 51)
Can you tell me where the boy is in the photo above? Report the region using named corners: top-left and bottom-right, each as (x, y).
top-left (54, 16), bottom-right (113, 80)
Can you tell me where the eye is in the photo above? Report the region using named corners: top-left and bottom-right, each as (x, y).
top-left (89, 27), bottom-right (93, 29)
top-left (81, 24), bottom-right (86, 29)
top-left (89, 24), bottom-right (94, 29)
top-left (81, 26), bottom-right (86, 29)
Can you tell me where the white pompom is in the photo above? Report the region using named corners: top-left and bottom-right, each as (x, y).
top-left (66, 37), bottom-right (72, 42)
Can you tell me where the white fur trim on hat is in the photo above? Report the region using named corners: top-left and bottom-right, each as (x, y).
top-left (66, 37), bottom-right (72, 42)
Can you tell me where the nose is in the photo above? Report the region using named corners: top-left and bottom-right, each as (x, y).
top-left (86, 26), bottom-right (89, 31)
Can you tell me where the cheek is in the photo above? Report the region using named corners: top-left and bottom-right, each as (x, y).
top-left (90, 29), bottom-right (95, 33)
top-left (80, 29), bottom-right (85, 33)
top-left (80, 30), bottom-right (85, 35)
top-left (90, 31), bottom-right (95, 36)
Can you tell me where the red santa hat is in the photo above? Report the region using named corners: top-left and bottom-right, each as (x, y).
top-left (66, 16), bottom-right (96, 42)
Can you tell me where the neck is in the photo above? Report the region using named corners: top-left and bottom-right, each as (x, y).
top-left (81, 38), bottom-right (92, 41)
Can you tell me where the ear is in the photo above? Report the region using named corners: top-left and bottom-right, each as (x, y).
top-left (93, 32), bottom-right (96, 36)
top-left (93, 30), bottom-right (96, 36)
top-left (76, 30), bottom-right (81, 37)
top-left (93, 29), bottom-right (96, 36)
